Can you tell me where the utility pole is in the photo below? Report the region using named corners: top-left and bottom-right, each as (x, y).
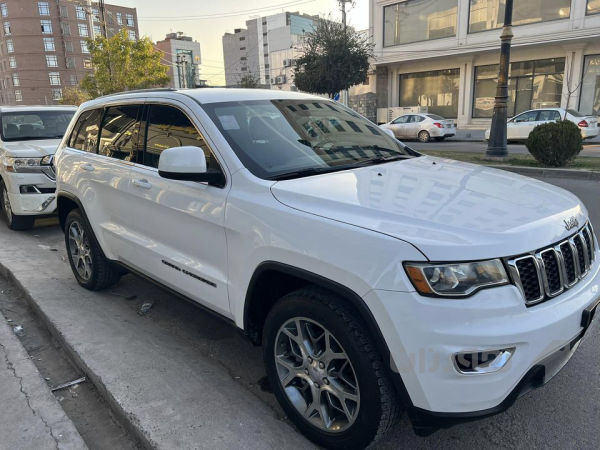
top-left (98, 0), bottom-right (108, 38)
top-left (176, 55), bottom-right (183, 89)
top-left (338, 0), bottom-right (352, 105)
top-left (486, 0), bottom-right (514, 158)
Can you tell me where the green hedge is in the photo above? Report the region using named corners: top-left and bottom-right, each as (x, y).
top-left (526, 120), bottom-right (583, 167)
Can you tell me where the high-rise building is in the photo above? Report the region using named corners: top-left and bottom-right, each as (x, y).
top-left (155, 32), bottom-right (203, 89)
top-left (0, 0), bottom-right (138, 105)
top-left (222, 11), bottom-right (317, 89)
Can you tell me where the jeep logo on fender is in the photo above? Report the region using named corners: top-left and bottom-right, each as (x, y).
top-left (564, 217), bottom-right (579, 231)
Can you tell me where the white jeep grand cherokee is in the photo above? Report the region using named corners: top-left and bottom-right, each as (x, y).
top-left (54, 89), bottom-right (599, 449)
top-left (0, 106), bottom-right (76, 229)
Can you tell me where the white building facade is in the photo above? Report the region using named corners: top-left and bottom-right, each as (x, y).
top-left (369, 0), bottom-right (600, 127)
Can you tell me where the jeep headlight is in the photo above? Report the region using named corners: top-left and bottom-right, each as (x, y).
top-left (3, 156), bottom-right (52, 173)
top-left (404, 259), bottom-right (509, 297)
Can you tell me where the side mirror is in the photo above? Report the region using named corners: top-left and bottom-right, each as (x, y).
top-left (158, 146), bottom-right (225, 187)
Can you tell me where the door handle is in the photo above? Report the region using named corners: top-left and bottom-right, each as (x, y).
top-left (132, 178), bottom-right (152, 190)
top-left (81, 163), bottom-right (95, 171)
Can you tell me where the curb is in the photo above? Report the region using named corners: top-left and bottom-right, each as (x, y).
top-left (0, 263), bottom-right (155, 450)
top-left (486, 165), bottom-right (600, 180)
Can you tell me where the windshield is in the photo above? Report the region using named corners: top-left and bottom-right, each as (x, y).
top-left (0, 110), bottom-right (75, 142)
top-left (426, 114), bottom-right (445, 120)
top-left (202, 99), bottom-right (413, 180)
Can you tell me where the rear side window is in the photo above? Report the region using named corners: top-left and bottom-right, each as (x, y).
top-left (538, 110), bottom-right (561, 121)
top-left (69, 108), bottom-right (103, 152)
top-left (143, 104), bottom-right (215, 170)
top-left (98, 105), bottom-right (141, 162)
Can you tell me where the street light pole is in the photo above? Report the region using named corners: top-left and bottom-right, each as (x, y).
top-left (486, 0), bottom-right (514, 158)
top-left (338, 0), bottom-right (352, 106)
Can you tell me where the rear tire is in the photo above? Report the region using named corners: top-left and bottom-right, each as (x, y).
top-left (64, 208), bottom-right (121, 290)
top-left (0, 182), bottom-right (35, 231)
top-left (418, 130), bottom-right (430, 143)
top-left (263, 287), bottom-right (399, 449)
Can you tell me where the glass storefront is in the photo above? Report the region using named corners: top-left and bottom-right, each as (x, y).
top-left (384, 0), bottom-right (458, 47)
top-left (580, 55), bottom-right (600, 116)
top-left (472, 58), bottom-right (564, 118)
top-left (400, 69), bottom-right (460, 118)
top-left (587, 0), bottom-right (600, 15)
top-left (469, 0), bottom-right (571, 33)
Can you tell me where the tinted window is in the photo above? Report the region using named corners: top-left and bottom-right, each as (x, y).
top-left (143, 104), bottom-right (215, 170)
top-left (0, 110), bottom-right (74, 142)
top-left (392, 115), bottom-right (409, 124)
top-left (99, 105), bottom-right (141, 161)
top-left (513, 111), bottom-right (538, 122)
top-left (69, 108), bottom-right (103, 152)
top-left (538, 110), bottom-right (561, 121)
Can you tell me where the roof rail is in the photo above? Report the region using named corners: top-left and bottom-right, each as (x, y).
top-left (95, 87), bottom-right (178, 99)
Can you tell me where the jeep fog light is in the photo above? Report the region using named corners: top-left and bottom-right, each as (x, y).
top-left (453, 348), bottom-right (515, 374)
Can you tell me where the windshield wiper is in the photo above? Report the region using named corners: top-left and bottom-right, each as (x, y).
top-left (269, 166), bottom-right (343, 181)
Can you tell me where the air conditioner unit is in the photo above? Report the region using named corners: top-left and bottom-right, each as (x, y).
top-left (283, 59), bottom-right (291, 67)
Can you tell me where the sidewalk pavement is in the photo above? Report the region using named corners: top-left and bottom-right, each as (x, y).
top-left (0, 311), bottom-right (86, 450)
top-left (0, 225), bottom-right (312, 449)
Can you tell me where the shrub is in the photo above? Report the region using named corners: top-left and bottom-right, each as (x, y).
top-left (526, 119), bottom-right (583, 167)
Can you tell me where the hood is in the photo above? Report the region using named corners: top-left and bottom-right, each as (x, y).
top-left (270, 156), bottom-right (588, 261)
top-left (0, 139), bottom-right (62, 158)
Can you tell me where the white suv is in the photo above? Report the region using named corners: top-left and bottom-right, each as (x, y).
top-left (0, 106), bottom-right (76, 230)
top-left (54, 89), bottom-right (599, 449)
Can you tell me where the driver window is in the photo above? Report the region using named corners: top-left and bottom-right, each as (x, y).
top-left (514, 111), bottom-right (538, 122)
top-left (392, 115), bottom-right (408, 124)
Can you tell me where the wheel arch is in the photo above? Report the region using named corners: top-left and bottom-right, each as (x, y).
top-left (57, 191), bottom-right (87, 231)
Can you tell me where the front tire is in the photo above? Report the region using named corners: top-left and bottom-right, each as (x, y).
top-left (64, 208), bottom-right (121, 290)
top-left (0, 181), bottom-right (35, 230)
top-left (418, 130), bottom-right (430, 142)
top-left (263, 288), bottom-right (399, 449)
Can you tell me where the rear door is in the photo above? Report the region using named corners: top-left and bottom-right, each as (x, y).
top-left (123, 100), bottom-right (231, 317)
top-left (537, 110), bottom-right (561, 125)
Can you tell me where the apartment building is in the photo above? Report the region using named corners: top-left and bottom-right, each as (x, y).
top-left (155, 32), bottom-right (202, 89)
top-left (222, 11), bottom-right (317, 89)
top-left (0, 0), bottom-right (138, 105)
top-left (369, 0), bottom-right (600, 126)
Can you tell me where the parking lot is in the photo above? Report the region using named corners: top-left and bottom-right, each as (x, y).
top-left (0, 173), bottom-right (599, 449)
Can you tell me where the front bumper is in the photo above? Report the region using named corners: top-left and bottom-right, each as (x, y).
top-left (3, 172), bottom-right (56, 215)
top-left (365, 252), bottom-right (600, 415)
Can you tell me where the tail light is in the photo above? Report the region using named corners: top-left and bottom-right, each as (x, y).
top-left (578, 120), bottom-right (589, 128)
top-left (433, 122), bottom-right (443, 128)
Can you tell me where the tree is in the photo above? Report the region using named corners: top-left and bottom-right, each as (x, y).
top-left (81, 29), bottom-right (169, 98)
top-left (60, 87), bottom-right (91, 106)
top-left (238, 73), bottom-right (260, 88)
top-left (293, 19), bottom-right (374, 98)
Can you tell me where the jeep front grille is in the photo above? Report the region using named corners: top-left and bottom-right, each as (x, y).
top-left (507, 223), bottom-right (596, 306)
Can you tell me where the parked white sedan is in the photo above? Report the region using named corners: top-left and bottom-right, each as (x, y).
top-left (485, 108), bottom-right (599, 141)
top-left (381, 113), bottom-right (456, 142)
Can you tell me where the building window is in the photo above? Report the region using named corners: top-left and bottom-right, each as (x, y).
top-left (12, 73), bottom-right (19, 86)
top-left (8, 55), bottom-right (15, 68)
top-left (43, 37), bottom-right (55, 51)
top-left (6, 38), bottom-right (13, 52)
top-left (46, 54), bottom-right (58, 67)
top-left (240, 57), bottom-right (247, 61)
top-left (580, 55), bottom-right (600, 115)
top-left (93, 24), bottom-right (101, 35)
top-left (38, 2), bottom-right (50, 16)
top-left (588, 0), bottom-right (600, 15)
top-left (0, 3), bottom-right (7, 18)
top-left (399, 68), bottom-right (460, 118)
top-left (126, 13), bottom-right (134, 26)
top-left (69, 74), bottom-right (77, 86)
top-left (3, 21), bottom-right (10, 35)
top-left (469, 0), bottom-right (571, 33)
top-left (80, 40), bottom-right (89, 53)
top-left (78, 23), bottom-right (88, 37)
top-left (15, 90), bottom-right (22, 102)
top-left (472, 58), bottom-right (565, 118)
top-left (116, 12), bottom-right (122, 25)
top-left (60, 5), bottom-right (68, 17)
top-left (48, 72), bottom-right (61, 85)
top-left (84, 59), bottom-right (92, 68)
top-left (52, 88), bottom-right (63, 100)
top-left (384, 0), bottom-right (457, 47)
top-left (76, 6), bottom-right (86, 20)
top-left (41, 19), bottom-right (52, 33)
top-left (92, 8), bottom-right (98, 19)
top-left (65, 40), bottom-right (73, 52)
top-left (239, 36), bottom-right (245, 41)
top-left (66, 56), bottom-right (74, 68)
top-left (61, 22), bottom-right (70, 35)
top-left (240, 46), bottom-right (246, 50)
top-left (128, 29), bottom-right (136, 40)
top-left (241, 67), bottom-right (247, 71)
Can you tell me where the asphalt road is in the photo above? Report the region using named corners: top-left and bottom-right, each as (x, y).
top-left (1, 173), bottom-right (599, 449)
top-left (408, 139), bottom-right (600, 157)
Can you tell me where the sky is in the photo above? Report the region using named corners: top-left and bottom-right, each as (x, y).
top-left (110, 0), bottom-right (370, 86)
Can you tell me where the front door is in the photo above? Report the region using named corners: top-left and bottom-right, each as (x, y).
top-left (123, 101), bottom-right (231, 317)
top-left (389, 115), bottom-right (410, 138)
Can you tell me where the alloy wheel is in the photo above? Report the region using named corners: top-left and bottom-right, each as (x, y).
top-left (274, 317), bottom-right (360, 432)
top-left (2, 186), bottom-right (12, 224)
top-left (68, 221), bottom-right (93, 281)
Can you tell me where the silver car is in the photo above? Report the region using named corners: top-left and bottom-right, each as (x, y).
top-left (381, 113), bottom-right (456, 142)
